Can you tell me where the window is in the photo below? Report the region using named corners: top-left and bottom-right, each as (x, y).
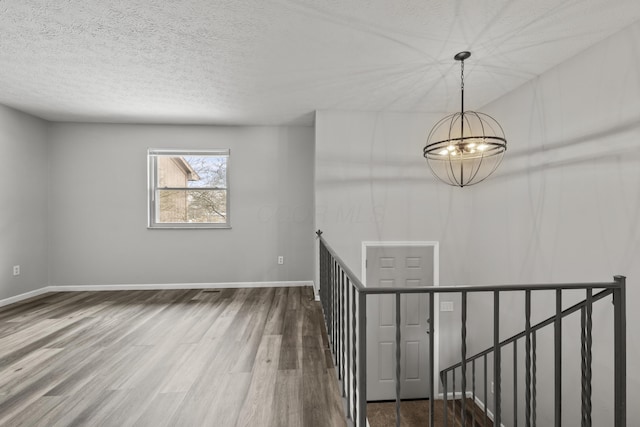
top-left (148, 149), bottom-right (230, 228)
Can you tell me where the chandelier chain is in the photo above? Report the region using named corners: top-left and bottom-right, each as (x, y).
top-left (460, 57), bottom-right (465, 118)
top-left (460, 57), bottom-right (465, 138)
top-left (461, 59), bottom-right (465, 93)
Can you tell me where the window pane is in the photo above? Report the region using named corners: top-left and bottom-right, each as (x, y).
top-left (157, 189), bottom-right (227, 223)
top-left (149, 150), bottom-right (229, 228)
top-left (156, 155), bottom-right (226, 189)
top-left (183, 156), bottom-right (227, 188)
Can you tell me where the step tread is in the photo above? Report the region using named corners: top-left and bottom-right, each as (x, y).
top-left (447, 397), bottom-right (493, 427)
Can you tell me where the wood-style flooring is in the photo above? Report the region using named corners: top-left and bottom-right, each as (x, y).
top-left (368, 398), bottom-right (493, 427)
top-left (0, 287), bottom-right (347, 426)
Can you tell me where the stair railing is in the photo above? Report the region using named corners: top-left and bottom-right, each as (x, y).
top-left (439, 280), bottom-right (626, 427)
top-left (316, 231), bottom-right (626, 427)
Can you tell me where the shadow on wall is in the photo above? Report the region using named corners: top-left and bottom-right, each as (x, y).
top-left (317, 115), bottom-right (640, 186)
top-left (315, 152), bottom-right (444, 186)
top-left (491, 117), bottom-right (640, 181)
top-left (506, 115), bottom-right (640, 161)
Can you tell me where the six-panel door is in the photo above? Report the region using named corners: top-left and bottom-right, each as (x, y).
top-left (366, 245), bottom-right (435, 401)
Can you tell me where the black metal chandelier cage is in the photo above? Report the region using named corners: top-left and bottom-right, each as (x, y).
top-left (423, 51), bottom-right (507, 187)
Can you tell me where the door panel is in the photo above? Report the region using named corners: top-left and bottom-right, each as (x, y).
top-left (380, 257), bottom-right (395, 268)
top-left (406, 257), bottom-right (422, 268)
top-left (405, 341), bottom-right (420, 379)
top-left (379, 295), bottom-right (394, 326)
top-left (366, 244), bottom-right (435, 401)
top-left (406, 278), bottom-right (421, 287)
top-left (405, 297), bottom-right (420, 326)
top-left (378, 342), bottom-right (394, 380)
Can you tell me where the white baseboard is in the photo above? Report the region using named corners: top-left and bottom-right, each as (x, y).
top-left (0, 281), bottom-right (314, 308)
top-left (0, 286), bottom-right (51, 308)
top-left (48, 280), bottom-right (313, 292)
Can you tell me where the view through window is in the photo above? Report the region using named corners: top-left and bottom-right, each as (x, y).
top-left (148, 149), bottom-right (229, 228)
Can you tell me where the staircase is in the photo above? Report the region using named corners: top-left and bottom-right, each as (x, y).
top-left (439, 285), bottom-right (627, 427)
top-left (447, 398), bottom-right (493, 427)
top-left (316, 232), bottom-right (627, 427)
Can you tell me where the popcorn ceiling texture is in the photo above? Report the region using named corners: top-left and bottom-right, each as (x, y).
top-left (1, 0), bottom-right (640, 125)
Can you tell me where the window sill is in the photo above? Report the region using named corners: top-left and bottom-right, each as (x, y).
top-left (147, 224), bottom-right (232, 230)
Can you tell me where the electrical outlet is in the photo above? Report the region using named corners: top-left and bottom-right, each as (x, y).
top-left (278, 256), bottom-right (284, 265)
top-left (13, 265), bottom-right (20, 276)
top-left (440, 301), bottom-right (454, 312)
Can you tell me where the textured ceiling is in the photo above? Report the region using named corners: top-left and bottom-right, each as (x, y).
top-left (1, 0), bottom-right (640, 126)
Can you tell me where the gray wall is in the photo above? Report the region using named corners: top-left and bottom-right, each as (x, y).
top-left (315, 21), bottom-right (640, 424)
top-left (0, 105), bottom-right (49, 300)
top-left (48, 123), bottom-right (314, 286)
top-left (464, 20), bottom-right (640, 426)
top-left (315, 110), bottom-right (469, 373)
top-left (315, 111), bottom-right (473, 286)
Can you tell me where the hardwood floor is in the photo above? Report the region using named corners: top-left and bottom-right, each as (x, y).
top-left (368, 398), bottom-right (493, 427)
top-left (0, 287), bottom-right (347, 426)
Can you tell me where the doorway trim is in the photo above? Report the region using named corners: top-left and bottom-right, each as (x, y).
top-left (362, 240), bottom-right (440, 400)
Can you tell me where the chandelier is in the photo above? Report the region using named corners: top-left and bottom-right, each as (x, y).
top-left (423, 51), bottom-right (507, 187)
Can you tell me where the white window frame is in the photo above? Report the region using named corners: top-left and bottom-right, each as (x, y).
top-left (147, 148), bottom-right (231, 229)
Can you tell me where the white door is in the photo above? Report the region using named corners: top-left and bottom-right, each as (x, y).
top-left (365, 244), bottom-right (435, 401)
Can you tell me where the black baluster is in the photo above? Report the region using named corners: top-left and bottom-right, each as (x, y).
top-left (461, 292), bottom-right (467, 426)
